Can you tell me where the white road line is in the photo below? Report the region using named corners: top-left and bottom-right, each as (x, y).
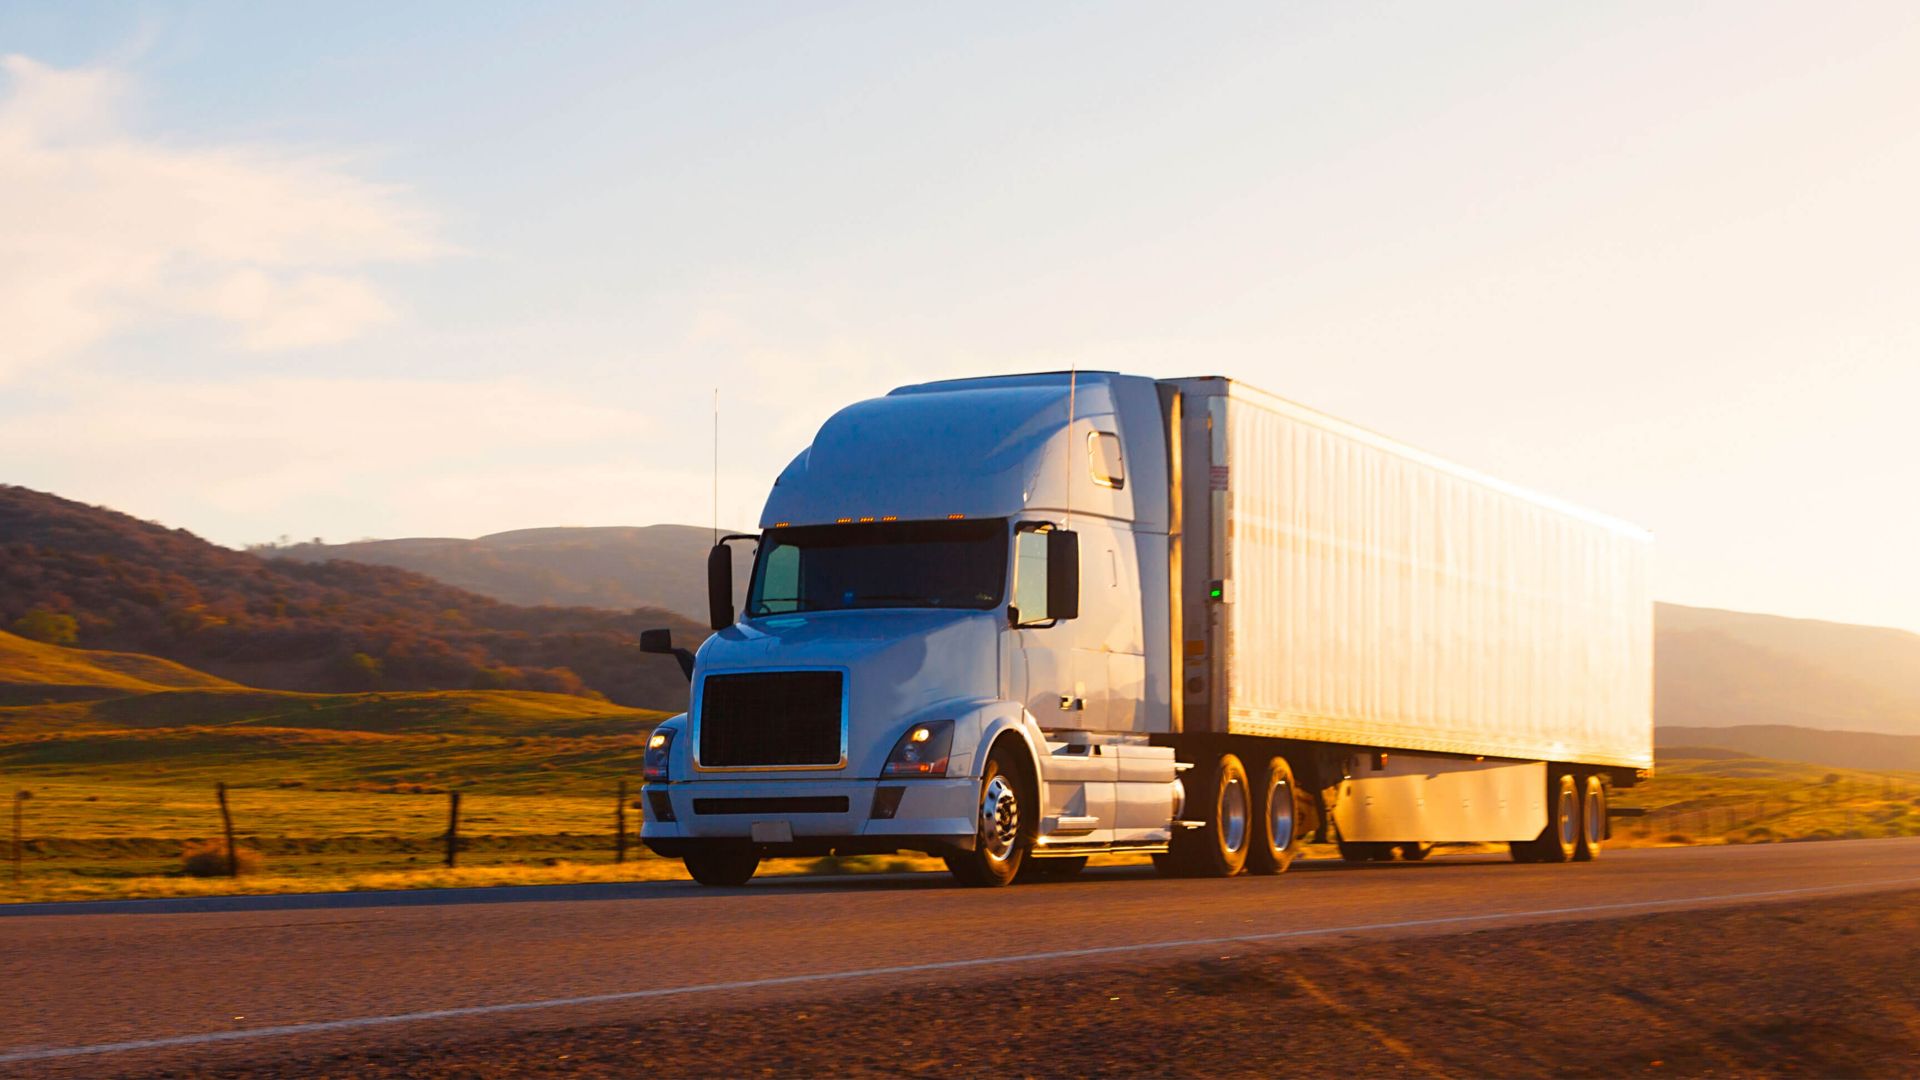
top-left (6, 873), bottom-right (1919, 1065)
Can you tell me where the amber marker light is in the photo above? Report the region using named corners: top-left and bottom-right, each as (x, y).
top-left (946, 513), bottom-right (966, 520)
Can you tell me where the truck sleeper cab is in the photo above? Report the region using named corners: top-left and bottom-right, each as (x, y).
top-left (641, 372), bottom-right (1653, 887)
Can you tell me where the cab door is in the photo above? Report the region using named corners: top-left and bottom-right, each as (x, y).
top-left (1011, 523), bottom-right (1086, 725)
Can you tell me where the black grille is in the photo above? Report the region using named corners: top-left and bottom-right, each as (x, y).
top-left (698, 671), bottom-right (843, 768)
top-left (692, 796), bottom-right (850, 815)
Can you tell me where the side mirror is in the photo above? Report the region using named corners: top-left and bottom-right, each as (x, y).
top-left (639, 628), bottom-right (695, 682)
top-left (1046, 529), bottom-right (1079, 621)
top-left (707, 543), bottom-right (735, 631)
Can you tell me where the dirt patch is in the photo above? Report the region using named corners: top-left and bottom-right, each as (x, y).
top-left (115, 887), bottom-right (1920, 1079)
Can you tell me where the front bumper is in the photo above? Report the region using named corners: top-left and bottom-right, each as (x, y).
top-left (640, 777), bottom-right (978, 858)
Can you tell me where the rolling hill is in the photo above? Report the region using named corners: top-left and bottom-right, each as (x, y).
top-left (0, 628), bottom-right (239, 705)
top-left (10, 484), bottom-right (1918, 736)
top-left (262, 526), bottom-right (752, 624)
top-left (1656, 604), bottom-right (1920, 737)
top-left (0, 486), bottom-right (704, 710)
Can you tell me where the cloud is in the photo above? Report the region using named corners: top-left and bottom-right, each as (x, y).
top-left (0, 54), bottom-right (442, 379)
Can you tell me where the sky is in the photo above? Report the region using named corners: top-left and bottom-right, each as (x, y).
top-left (2, 2), bottom-right (1917, 632)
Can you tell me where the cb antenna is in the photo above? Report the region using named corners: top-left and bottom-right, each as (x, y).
top-left (1064, 362), bottom-right (1077, 529)
top-left (712, 388), bottom-right (719, 545)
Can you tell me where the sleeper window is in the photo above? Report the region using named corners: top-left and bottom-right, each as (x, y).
top-left (1088, 431), bottom-right (1124, 489)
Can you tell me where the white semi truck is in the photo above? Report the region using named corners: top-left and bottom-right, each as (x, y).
top-left (640, 372), bottom-right (1652, 886)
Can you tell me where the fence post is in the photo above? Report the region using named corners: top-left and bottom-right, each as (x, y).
top-left (445, 791), bottom-right (461, 869)
top-left (10, 790), bottom-right (28, 885)
top-left (615, 780), bottom-right (628, 865)
top-left (216, 782), bottom-right (239, 878)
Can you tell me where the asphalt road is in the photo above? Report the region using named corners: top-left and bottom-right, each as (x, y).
top-left (6, 837), bottom-right (1920, 1076)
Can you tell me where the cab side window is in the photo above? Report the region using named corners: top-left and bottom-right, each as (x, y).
top-left (1011, 529), bottom-right (1051, 626)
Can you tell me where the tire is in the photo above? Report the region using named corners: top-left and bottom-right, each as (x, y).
top-left (1575, 774), bottom-right (1606, 861)
top-left (684, 848), bottom-right (759, 886)
top-left (1396, 842), bottom-right (1434, 862)
top-left (1019, 855), bottom-right (1088, 882)
top-left (1247, 756), bottom-right (1304, 875)
top-left (1337, 839), bottom-right (1395, 863)
top-left (1166, 753), bottom-right (1252, 877)
top-left (1510, 771), bottom-right (1579, 864)
top-left (944, 747), bottom-right (1033, 887)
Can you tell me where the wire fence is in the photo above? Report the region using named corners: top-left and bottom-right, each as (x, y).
top-left (1619, 775), bottom-right (1920, 841)
top-left (7, 781), bottom-right (649, 886)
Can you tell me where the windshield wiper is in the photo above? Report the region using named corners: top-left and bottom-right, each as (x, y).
top-left (748, 600), bottom-right (813, 616)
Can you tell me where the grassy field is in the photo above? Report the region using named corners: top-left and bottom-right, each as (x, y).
top-left (6, 631), bottom-right (1920, 904)
top-left (6, 750), bottom-right (1919, 904)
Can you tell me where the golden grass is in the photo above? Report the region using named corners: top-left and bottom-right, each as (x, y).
top-left (0, 629), bottom-right (238, 702)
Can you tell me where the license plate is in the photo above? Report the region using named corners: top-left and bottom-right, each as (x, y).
top-left (750, 820), bottom-right (793, 844)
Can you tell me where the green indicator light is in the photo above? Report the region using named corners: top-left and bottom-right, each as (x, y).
top-left (1209, 588), bottom-right (1223, 599)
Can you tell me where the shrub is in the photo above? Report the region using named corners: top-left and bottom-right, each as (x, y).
top-left (11, 608), bottom-right (78, 645)
top-left (180, 839), bottom-right (265, 877)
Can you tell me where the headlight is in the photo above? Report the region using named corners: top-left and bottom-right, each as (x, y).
top-left (643, 728), bottom-right (676, 782)
top-left (882, 720), bottom-right (953, 778)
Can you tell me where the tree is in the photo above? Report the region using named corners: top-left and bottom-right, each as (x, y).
top-left (342, 651), bottom-right (384, 688)
top-left (11, 608), bottom-right (77, 646)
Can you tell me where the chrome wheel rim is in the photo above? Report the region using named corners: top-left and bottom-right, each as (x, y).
top-left (1585, 790), bottom-right (1604, 844)
top-left (1558, 788), bottom-right (1579, 847)
top-left (978, 775), bottom-right (1020, 864)
top-left (1222, 777), bottom-right (1249, 853)
top-left (1269, 780), bottom-right (1294, 851)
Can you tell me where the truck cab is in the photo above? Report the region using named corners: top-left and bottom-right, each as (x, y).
top-left (640, 372), bottom-right (1183, 885)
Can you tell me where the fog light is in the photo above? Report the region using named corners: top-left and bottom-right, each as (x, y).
top-left (870, 786), bottom-right (906, 820)
top-left (646, 789), bottom-right (676, 823)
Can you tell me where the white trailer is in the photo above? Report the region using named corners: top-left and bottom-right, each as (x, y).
top-left (641, 372), bottom-right (1652, 885)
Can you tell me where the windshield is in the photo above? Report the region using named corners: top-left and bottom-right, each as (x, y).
top-left (746, 519), bottom-right (1008, 616)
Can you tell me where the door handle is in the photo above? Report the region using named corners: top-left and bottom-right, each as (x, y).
top-left (1058, 696), bottom-right (1085, 711)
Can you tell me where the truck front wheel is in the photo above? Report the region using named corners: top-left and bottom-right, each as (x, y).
top-left (944, 748), bottom-right (1033, 887)
top-left (684, 848), bottom-right (759, 887)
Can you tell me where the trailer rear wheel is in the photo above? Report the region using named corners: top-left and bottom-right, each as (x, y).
top-left (1510, 771), bottom-right (1579, 863)
top-left (1574, 774), bottom-right (1606, 861)
top-left (1165, 753), bottom-right (1252, 877)
top-left (683, 848), bottom-right (759, 887)
top-left (1247, 756), bottom-right (1304, 875)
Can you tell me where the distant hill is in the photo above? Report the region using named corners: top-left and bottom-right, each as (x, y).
top-left (1656, 603), bottom-right (1920, 737)
top-left (261, 525), bottom-right (751, 623)
top-left (1657, 724), bottom-right (1920, 774)
top-left (268, 533), bottom-right (1920, 739)
top-left (0, 486), bottom-right (704, 710)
